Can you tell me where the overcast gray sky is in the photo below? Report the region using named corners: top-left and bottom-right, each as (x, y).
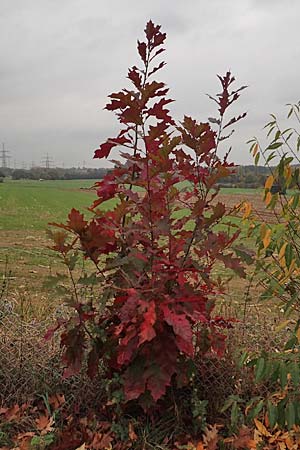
top-left (0, 0), bottom-right (299, 168)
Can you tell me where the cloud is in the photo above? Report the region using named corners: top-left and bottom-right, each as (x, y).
top-left (0, 0), bottom-right (299, 167)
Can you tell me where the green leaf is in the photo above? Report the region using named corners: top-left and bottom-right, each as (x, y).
top-left (291, 193), bottom-right (300, 209)
top-left (248, 399), bottom-right (264, 420)
top-left (267, 142), bottom-right (283, 150)
top-left (279, 362), bottom-right (288, 389)
top-left (268, 361), bottom-right (280, 384)
top-left (230, 401), bottom-right (240, 430)
top-left (273, 130), bottom-right (281, 142)
top-left (289, 362), bottom-right (300, 386)
top-left (255, 357), bottom-right (266, 382)
top-left (254, 152), bottom-right (260, 166)
top-left (221, 395), bottom-right (237, 413)
top-left (238, 351), bottom-right (249, 368)
top-left (285, 334), bottom-right (298, 350)
top-left (269, 193), bottom-right (278, 209)
top-left (267, 401), bottom-right (278, 429)
top-left (286, 401), bottom-right (296, 430)
top-left (233, 246), bottom-right (254, 265)
top-left (285, 243), bottom-right (293, 269)
top-left (266, 151), bottom-right (276, 163)
top-left (295, 402), bottom-right (300, 425)
top-left (277, 400), bottom-right (286, 428)
top-left (266, 125), bottom-right (275, 136)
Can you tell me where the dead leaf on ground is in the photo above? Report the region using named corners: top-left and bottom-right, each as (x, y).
top-left (203, 424), bottom-right (219, 450)
top-left (0, 404), bottom-right (21, 421)
top-left (224, 426), bottom-right (256, 449)
top-left (48, 393), bottom-right (65, 409)
top-left (254, 418), bottom-right (272, 438)
top-left (128, 422), bottom-right (137, 441)
top-left (196, 442), bottom-right (205, 450)
top-left (75, 445), bottom-right (86, 450)
top-left (35, 414), bottom-right (55, 434)
top-left (90, 432), bottom-right (113, 450)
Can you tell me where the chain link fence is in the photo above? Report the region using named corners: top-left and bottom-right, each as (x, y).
top-left (0, 279), bottom-right (291, 418)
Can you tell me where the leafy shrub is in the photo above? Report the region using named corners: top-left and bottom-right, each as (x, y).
top-left (240, 102), bottom-right (300, 430)
top-left (48, 20), bottom-right (246, 408)
top-left (247, 102), bottom-right (300, 313)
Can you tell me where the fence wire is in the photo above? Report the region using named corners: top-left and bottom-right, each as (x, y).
top-left (0, 285), bottom-right (292, 417)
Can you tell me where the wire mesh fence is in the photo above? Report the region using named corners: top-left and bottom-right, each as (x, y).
top-left (0, 300), bottom-right (106, 410)
top-left (0, 280), bottom-right (292, 417)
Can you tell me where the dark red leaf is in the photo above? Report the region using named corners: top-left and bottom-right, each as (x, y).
top-left (128, 66), bottom-right (142, 89)
top-left (161, 305), bottom-right (194, 356)
top-left (137, 41), bottom-right (147, 63)
top-left (67, 208), bottom-right (87, 233)
top-left (139, 301), bottom-right (156, 346)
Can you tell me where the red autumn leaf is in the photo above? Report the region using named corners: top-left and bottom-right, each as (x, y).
top-left (67, 208), bottom-right (87, 233)
top-left (162, 305), bottom-right (194, 356)
top-left (145, 20), bottom-right (157, 41)
top-left (147, 98), bottom-right (174, 123)
top-left (148, 61), bottom-right (166, 77)
top-left (209, 331), bottom-right (226, 357)
top-left (96, 179), bottom-right (117, 201)
top-left (94, 135), bottom-right (130, 159)
top-left (145, 340), bottom-right (178, 401)
top-left (217, 253), bottom-right (246, 278)
top-left (137, 41), bottom-right (147, 63)
top-left (123, 360), bottom-right (147, 401)
top-left (87, 342), bottom-right (101, 379)
top-left (139, 301), bottom-right (157, 346)
top-left (141, 80), bottom-right (166, 104)
top-left (120, 106), bottom-right (142, 125)
top-left (128, 66), bottom-right (142, 89)
top-left (44, 321), bottom-right (62, 341)
top-left (223, 112), bottom-right (247, 129)
top-left (153, 31), bottom-right (166, 47)
top-left (105, 90), bottom-right (132, 111)
top-left (94, 141), bottom-right (115, 159)
top-left (61, 326), bottom-right (86, 377)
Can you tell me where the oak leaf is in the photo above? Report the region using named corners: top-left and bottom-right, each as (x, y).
top-left (203, 424), bottom-right (219, 450)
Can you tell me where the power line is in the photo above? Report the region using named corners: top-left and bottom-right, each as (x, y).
top-left (41, 153), bottom-right (54, 169)
top-left (0, 143), bottom-right (10, 168)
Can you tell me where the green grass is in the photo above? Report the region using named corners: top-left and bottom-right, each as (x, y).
top-left (0, 179), bottom-right (258, 313)
top-left (0, 179), bottom-right (261, 231)
top-left (0, 179), bottom-right (98, 230)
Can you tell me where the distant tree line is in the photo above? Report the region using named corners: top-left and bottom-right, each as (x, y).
top-left (3, 167), bottom-right (108, 180)
top-left (0, 165), bottom-right (270, 187)
top-left (218, 165), bottom-right (271, 188)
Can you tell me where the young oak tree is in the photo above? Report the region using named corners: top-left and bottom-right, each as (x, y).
top-left (48, 20), bottom-right (247, 407)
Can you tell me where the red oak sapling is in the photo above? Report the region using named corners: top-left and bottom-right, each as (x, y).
top-left (48, 20), bottom-right (247, 407)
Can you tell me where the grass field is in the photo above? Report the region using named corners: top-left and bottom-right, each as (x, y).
top-left (0, 179), bottom-right (262, 231)
top-left (0, 179), bottom-right (98, 230)
top-left (0, 179), bottom-right (261, 318)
